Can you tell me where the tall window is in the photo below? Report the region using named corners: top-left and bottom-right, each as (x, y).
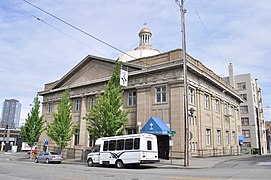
top-left (74, 129), bottom-right (80, 145)
top-left (204, 94), bottom-right (210, 109)
top-left (242, 130), bottom-right (250, 138)
top-left (241, 117), bottom-right (249, 126)
top-left (155, 85), bottom-right (166, 103)
top-left (240, 106), bottom-right (248, 114)
top-left (89, 97), bottom-right (95, 109)
top-left (215, 99), bottom-right (220, 112)
top-left (237, 82), bottom-right (246, 90)
top-left (217, 130), bottom-right (221, 145)
top-left (232, 131), bottom-right (236, 144)
top-left (188, 88), bottom-right (195, 105)
top-left (206, 129), bottom-right (211, 145)
top-left (47, 103), bottom-right (52, 114)
top-left (127, 91), bottom-right (137, 106)
top-left (240, 94), bottom-right (247, 101)
top-left (224, 103), bottom-right (229, 115)
top-left (74, 99), bottom-right (81, 112)
top-left (225, 131), bottom-right (229, 145)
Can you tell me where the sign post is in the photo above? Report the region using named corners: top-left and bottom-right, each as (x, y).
top-left (120, 69), bottom-right (128, 87)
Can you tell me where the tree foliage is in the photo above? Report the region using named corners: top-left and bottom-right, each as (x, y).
top-left (85, 61), bottom-right (128, 140)
top-left (20, 96), bottom-right (44, 154)
top-left (46, 89), bottom-right (75, 153)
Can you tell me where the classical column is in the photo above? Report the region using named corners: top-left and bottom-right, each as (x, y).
top-left (79, 97), bottom-right (88, 147)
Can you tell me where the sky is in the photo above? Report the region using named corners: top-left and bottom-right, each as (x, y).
top-left (0, 0), bottom-right (270, 125)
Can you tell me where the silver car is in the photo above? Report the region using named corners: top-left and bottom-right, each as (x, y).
top-left (35, 151), bottom-right (64, 164)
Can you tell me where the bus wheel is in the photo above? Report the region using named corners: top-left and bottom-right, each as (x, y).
top-left (87, 158), bottom-right (94, 167)
top-left (116, 160), bottom-right (124, 168)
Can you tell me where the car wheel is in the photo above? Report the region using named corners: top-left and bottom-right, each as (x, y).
top-left (87, 158), bottom-right (94, 167)
top-left (46, 158), bottom-right (49, 164)
top-left (116, 160), bottom-right (124, 168)
top-left (35, 158), bottom-right (38, 163)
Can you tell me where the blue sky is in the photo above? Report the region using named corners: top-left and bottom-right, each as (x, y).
top-left (0, 0), bottom-right (270, 124)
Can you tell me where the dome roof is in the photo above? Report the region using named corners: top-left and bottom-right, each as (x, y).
top-left (118, 27), bottom-right (160, 62)
top-left (139, 27), bottom-right (152, 35)
top-left (118, 48), bottom-right (160, 62)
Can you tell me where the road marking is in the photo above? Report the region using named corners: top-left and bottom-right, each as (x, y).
top-left (164, 176), bottom-right (214, 180)
top-left (257, 162), bottom-right (271, 166)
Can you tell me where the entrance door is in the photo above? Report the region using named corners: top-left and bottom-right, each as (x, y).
top-left (156, 135), bottom-right (169, 159)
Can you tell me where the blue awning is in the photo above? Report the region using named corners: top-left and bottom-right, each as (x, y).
top-left (140, 117), bottom-right (170, 135)
top-left (238, 136), bottom-right (245, 142)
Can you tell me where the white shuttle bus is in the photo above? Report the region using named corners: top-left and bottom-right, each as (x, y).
top-left (87, 133), bottom-right (159, 168)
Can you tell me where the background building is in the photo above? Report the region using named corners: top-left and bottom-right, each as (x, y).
top-left (38, 27), bottom-right (243, 159)
top-left (0, 99), bottom-right (21, 129)
top-left (224, 64), bottom-right (267, 154)
top-left (265, 121), bottom-right (271, 153)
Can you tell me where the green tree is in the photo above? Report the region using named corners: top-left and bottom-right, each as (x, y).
top-left (20, 96), bottom-right (44, 159)
top-left (85, 61), bottom-right (128, 141)
top-left (46, 89), bottom-right (75, 153)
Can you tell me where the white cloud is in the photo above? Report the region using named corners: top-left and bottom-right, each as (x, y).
top-left (0, 0), bottom-right (270, 121)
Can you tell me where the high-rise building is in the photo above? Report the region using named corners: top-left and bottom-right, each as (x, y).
top-left (0, 99), bottom-right (21, 129)
top-left (224, 64), bottom-right (267, 154)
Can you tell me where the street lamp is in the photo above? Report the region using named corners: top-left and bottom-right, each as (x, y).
top-left (189, 108), bottom-right (195, 116)
top-left (137, 122), bottom-right (142, 134)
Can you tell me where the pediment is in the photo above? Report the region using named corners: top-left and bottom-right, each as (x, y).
top-left (52, 56), bottom-right (115, 89)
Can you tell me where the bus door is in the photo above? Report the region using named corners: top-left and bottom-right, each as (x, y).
top-left (90, 145), bottom-right (100, 163)
top-left (146, 137), bottom-right (157, 159)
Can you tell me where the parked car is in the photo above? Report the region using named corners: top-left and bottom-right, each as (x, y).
top-left (27, 149), bottom-right (37, 154)
top-left (35, 151), bottom-right (64, 164)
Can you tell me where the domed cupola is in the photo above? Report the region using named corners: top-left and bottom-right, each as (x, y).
top-left (139, 27), bottom-right (152, 46)
top-left (118, 26), bottom-right (161, 62)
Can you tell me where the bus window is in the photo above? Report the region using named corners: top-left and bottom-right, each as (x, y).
top-left (125, 139), bottom-right (133, 150)
top-left (134, 138), bottom-right (140, 149)
top-left (92, 145), bottom-right (100, 153)
top-left (109, 140), bottom-right (116, 151)
top-left (103, 141), bottom-right (109, 151)
top-left (147, 140), bottom-right (152, 150)
top-left (116, 139), bottom-right (124, 150)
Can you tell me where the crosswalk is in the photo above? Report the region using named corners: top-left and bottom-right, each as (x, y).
top-left (257, 162), bottom-right (271, 166)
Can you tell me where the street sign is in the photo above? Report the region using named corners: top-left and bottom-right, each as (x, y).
top-left (120, 69), bottom-right (128, 87)
top-left (167, 130), bottom-right (176, 137)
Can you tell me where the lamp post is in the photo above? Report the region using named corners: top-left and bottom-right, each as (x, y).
top-left (137, 122), bottom-right (142, 134)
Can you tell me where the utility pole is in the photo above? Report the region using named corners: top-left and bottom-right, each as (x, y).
top-left (175, 0), bottom-right (189, 166)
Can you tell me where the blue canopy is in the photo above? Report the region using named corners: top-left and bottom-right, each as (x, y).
top-left (238, 136), bottom-right (245, 142)
top-left (140, 117), bottom-right (170, 135)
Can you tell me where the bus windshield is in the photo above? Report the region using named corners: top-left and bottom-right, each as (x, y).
top-left (91, 145), bottom-right (100, 153)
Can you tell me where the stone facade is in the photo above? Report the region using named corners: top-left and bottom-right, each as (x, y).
top-left (38, 49), bottom-right (243, 158)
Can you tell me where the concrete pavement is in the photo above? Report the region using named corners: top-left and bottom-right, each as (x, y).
top-left (1, 151), bottom-right (250, 169)
top-left (62, 154), bottom-right (250, 169)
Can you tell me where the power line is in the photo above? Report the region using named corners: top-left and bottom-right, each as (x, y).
top-left (188, 0), bottom-right (228, 65)
top-left (13, 3), bottom-right (106, 57)
top-left (22, 0), bottom-right (137, 60)
top-left (18, 0), bottom-right (181, 81)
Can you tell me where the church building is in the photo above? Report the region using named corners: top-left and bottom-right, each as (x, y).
top-left (38, 27), bottom-right (243, 159)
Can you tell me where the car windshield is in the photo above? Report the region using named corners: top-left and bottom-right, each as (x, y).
top-left (50, 152), bottom-right (60, 155)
